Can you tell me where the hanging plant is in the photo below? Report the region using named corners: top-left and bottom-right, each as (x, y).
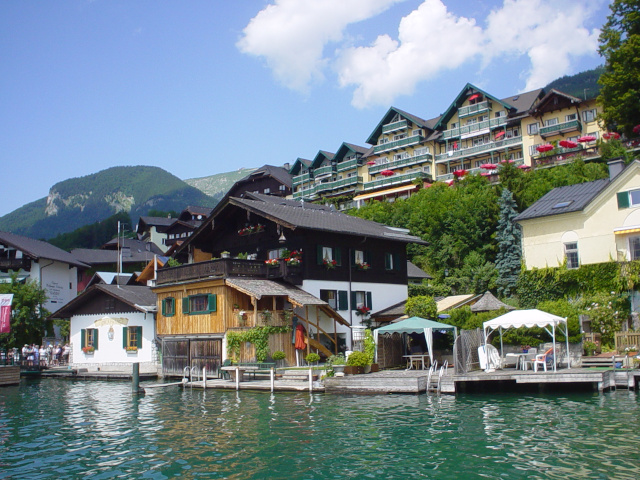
top-left (226, 325), bottom-right (291, 362)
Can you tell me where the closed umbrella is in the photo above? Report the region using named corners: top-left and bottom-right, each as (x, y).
top-left (294, 324), bottom-right (306, 350)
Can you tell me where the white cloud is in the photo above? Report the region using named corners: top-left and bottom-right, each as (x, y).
top-left (484, 0), bottom-right (601, 91)
top-left (336, 0), bottom-right (484, 108)
top-left (237, 0), bottom-right (404, 93)
top-left (238, 0), bottom-right (602, 107)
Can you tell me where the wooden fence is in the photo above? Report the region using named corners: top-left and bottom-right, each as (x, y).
top-left (614, 331), bottom-right (640, 353)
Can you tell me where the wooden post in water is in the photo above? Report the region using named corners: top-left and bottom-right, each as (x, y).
top-left (132, 363), bottom-right (144, 395)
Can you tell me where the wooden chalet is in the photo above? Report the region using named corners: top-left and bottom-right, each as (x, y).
top-left (154, 193), bottom-right (425, 376)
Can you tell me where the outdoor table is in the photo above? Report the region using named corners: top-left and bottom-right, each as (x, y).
top-left (403, 354), bottom-right (430, 370)
top-left (505, 352), bottom-right (536, 370)
top-left (220, 366), bottom-right (258, 381)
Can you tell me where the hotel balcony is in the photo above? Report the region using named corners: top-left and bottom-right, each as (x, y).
top-left (539, 119), bottom-right (582, 138)
top-left (435, 136), bottom-right (523, 163)
top-left (368, 152), bottom-right (433, 174)
top-left (292, 172), bottom-right (313, 186)
top-left (362, 171), bottom-right (431, 192)
top-left (442, 117), bottom-right (508, 140)
top-left (436, 159), bottom-right (525, 181)
top-left (458, 101), bottom-right (491, 119)
top-left (313, 164), bottom-right (336, 178)
top-left (336, 158), bottom-right (360, 172)
top-left (381, 120), bottom-right (408, 134)
top-left (315, 176), bottom-right (362, 194)
top-left (373, 134), bottom-right (424, 154)
top-left (292, 184), bottom-right (318, 200)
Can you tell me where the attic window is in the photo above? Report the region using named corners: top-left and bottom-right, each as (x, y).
top-left (552, 201), bottom-right (573, 209)
top-left (512, 96), bottom-right (519, 101)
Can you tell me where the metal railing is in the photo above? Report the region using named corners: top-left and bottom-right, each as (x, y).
top-left (435, 136), bottom-right (523, 162)
top-left (368, 153), bottom-right (433, 174)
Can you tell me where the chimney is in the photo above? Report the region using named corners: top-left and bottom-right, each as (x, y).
top-left (608, 157), bottom-right (625, 180)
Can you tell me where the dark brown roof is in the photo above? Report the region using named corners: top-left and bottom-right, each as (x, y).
top-left (407, 261), bottom-right (431, 279)
top-left (0, 231), bottom-right (87, 268)
top-left (230, 193), bottom-right (427, 244)
top-left (49, 284), bottom-right (156, 319)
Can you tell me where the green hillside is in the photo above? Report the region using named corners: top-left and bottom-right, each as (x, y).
top-left (0, 166), bottom-right (215, 239)
top-left (544, 66), bottom-right (604, 100)
top-left (184, 168), bottom-right (257, 202)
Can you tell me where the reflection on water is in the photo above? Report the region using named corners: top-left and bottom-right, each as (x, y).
top-left (0, 379), bottom-right (639, 479)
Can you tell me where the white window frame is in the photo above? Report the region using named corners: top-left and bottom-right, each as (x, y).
top-left (566, 113), bottom-right (577, 122)
top-left (564, 242), bottom-right (579, 269)
top-left (630, 237), bottom-right (640, 261)
top-left (545, 117), bottom-right (559, 126)
top-left (582, 109), bottom-right (597, 122)
top-left (527, 123), bottom-right (539, 135)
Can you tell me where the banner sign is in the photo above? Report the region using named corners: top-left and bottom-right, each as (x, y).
top-left (0, 294), bottom-right (13, 334)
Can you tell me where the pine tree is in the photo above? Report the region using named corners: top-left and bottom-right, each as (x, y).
top-left (496, 189), bottom-right (522, 298)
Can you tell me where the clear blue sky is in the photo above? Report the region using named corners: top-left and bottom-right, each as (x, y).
top-left (0, 0), bottom-right (609, 217)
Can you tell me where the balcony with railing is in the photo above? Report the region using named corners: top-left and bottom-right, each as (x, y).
top-left (435, 136), bottom-right (523, 162)
top-left (381, 120), bottom-right (408, 134)
top-left (292, 184), bottom-right (318, 200)
top-left (362, 171), bottom-right (431, 191)
top-left (436, 160), bottom-right (525, 181)
top-left (369, 152), bottom-right (433, 174)
top-left (458, 101), bottom-right (491, 119)
top-left (156, 258), bottom-right (303, 286)
top-left (442, 117), bottom-right (508, 140)
top-left (539, 119), bottom-right (582, 138)
top-left (315, 176), bottom-right (362, 194)
top-left (336, 158), bottom-right (360, 172)
top-left (314, 165), bottom-right (336, 177)
top-left (292, 172), bottom-right (313, 186)
top-left (373, 134), bottom-right (424, 154)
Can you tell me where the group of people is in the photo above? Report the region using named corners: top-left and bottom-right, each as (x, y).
top-left (3, 344), bottom-right (70, 367)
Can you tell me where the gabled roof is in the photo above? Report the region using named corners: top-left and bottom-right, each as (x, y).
top-left (529, 88), bottom-right (584, 116)
top-left (310, 150), bottom-right (335, 169)
top-left (515, 179), bottom-right (610, 222)
top-left (136, 216), bottom-right (175, 234)
top-left (50, 284), bottom-right (157, 319)
top-left (237, 164), bottom-right (293, 188)
top-left (179, 206), bottom-right (214, 219)
top-left (227, 193), bottom-right (427, 244)
top-left (433, 83), bottom-right (521, 131)
top-left (333, 142), bottom-right (371, 163)
top-left (85, 271), bottom-right (135, 289)
top-left (71, 242), bottom-right (161, 266)
top-left (502, 88), bottom-right (545, 115)
top-left (0, 231), bottom-right (87, 268)
top-left (289, 158), bottom-right (312, 175)
top-left (101, 237), bottom-right (165, 255)
top-left (366, 106), bottom-right (432, 145)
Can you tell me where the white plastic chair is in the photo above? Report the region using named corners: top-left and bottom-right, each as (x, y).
top-left (533, 348), bottom-right (554, 372)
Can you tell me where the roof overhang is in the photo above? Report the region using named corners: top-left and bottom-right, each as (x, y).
top-left (353, 184), bottom-right (418, 202)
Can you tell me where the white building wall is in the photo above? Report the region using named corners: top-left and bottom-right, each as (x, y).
top-left (70, 311), bottom-right (158, 373)
top-left (301, 279), bottom-right (407, 350)
top-left (29, 260), bottom-right (78, 313)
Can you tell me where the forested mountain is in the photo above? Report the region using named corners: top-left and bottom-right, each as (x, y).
top-left (0, 166), bottom-right (215, 240)
top-left (544, 66), bottom-right (604, 100)
top-left (184, 168), bottom-right (257, 203)
top-left (48, 212), bottom-right (133, 251)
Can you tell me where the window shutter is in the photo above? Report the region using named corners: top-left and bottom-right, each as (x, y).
top-left (94, 329), bottom-right (99, 349)
top-left (136, 326), bottom-right (143, 348)
top-left (385, 253), bottom-right (392, 270)
top-left (182, 297), bottom-right (190, 314)
top-left (351, 291), bottom-right (357, 310)
top-left (123, 327), bottom-right (128, 348)
top-left (338, 291), bottom-right (348, 311)
top-left (366, 291), bottom-right (373, 309)
top-left (208, 294), bottom-right (217, 312)
top-left (335, 248), bottom-right (342, 266)
top-left (618, 191), bottom-right (630, 209)
top-left (81, 329), bottom-right (86, 349)
top-left (161, 298), bottom-right (166, 316)
top-left (317, 245), bottom-right (324, 265)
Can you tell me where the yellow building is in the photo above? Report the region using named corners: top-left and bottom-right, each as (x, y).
top-left (516, 159), bottom-right (640, 270)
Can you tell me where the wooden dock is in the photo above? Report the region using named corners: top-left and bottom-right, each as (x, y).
top-left (0, 366), bottom-right (20, 386)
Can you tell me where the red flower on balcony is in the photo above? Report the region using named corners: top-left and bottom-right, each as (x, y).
top-left (453, 169), bottom-right (467, 178)
top-left (633, 124), bottom-right (640, 135)
top-left (356, 306), bottom-right (371, 317)
top-left (265, 259), bottom-right (280, 267)
top-left (323, 258), bottom-right (337, 270)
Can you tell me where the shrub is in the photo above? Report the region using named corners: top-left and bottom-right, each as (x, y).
top-left (272, 350), bottom-right (286, 361)
top-left (346, 350), bottom-right (370, 367)
top-left (305, 353), bottom-right (320, 364)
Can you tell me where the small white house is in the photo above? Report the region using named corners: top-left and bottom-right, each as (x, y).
top-left (50, 284), bottom-right (158, 373)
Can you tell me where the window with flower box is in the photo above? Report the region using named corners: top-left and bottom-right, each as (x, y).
top-left (316, 245), bottom-right (341, 267)
top-left (351, 291), bottom-right (372, 312)
top-left (123, 326), bottom-right (142, 351)
top-left (80, 328), bottom-right (98, 352)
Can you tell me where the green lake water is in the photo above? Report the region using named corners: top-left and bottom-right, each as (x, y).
top-left (1, 378), bottom-right (640, 479)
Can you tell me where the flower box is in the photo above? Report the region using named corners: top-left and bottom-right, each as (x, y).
top-left (323, 259), bottom-right (337, 270)
top-left (126, 347), bottom-right (138, 353)
top-left (265, 259), bottom-right (280, 267)
top-left (82, 346), bottom-right (95, 354)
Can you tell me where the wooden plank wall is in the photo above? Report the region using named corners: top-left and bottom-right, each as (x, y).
top-left (0, 366), bottom-right (20, 386)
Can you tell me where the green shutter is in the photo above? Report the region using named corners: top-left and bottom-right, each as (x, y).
top-left (335, 248), bottom-right (342, 266)
top-left (366, 291), bottom-right (372, 309)
top-left (351, 291), bottom-right (357, 310)
top-left (81, 329), bottom-right (86, 349)
top-left (208, 294), bottom-right (217, 313)
top-left (94, 329), bottom-right (99, 349)
top-left (136, 326), bottom-right (143, 348)
top-left (618, 191), bottom-right (630, 209)
top-left (182, 297), bottom-right (190, 314)
top-left (161, 298), bottom-right (166, 316)
top-left (385, 253), bottom-right (391, 270)
top-left (123, 327), bottom-right (128, 348)
top-left (338, 291), bottom-right (348, 310)
top-left (317, 245), bottom-right (324, 265)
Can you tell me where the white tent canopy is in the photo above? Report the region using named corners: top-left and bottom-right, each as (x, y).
top-left (374, 316), bottom-right (458, 366)
top-left (482, 309), bottom-right (570, 372)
